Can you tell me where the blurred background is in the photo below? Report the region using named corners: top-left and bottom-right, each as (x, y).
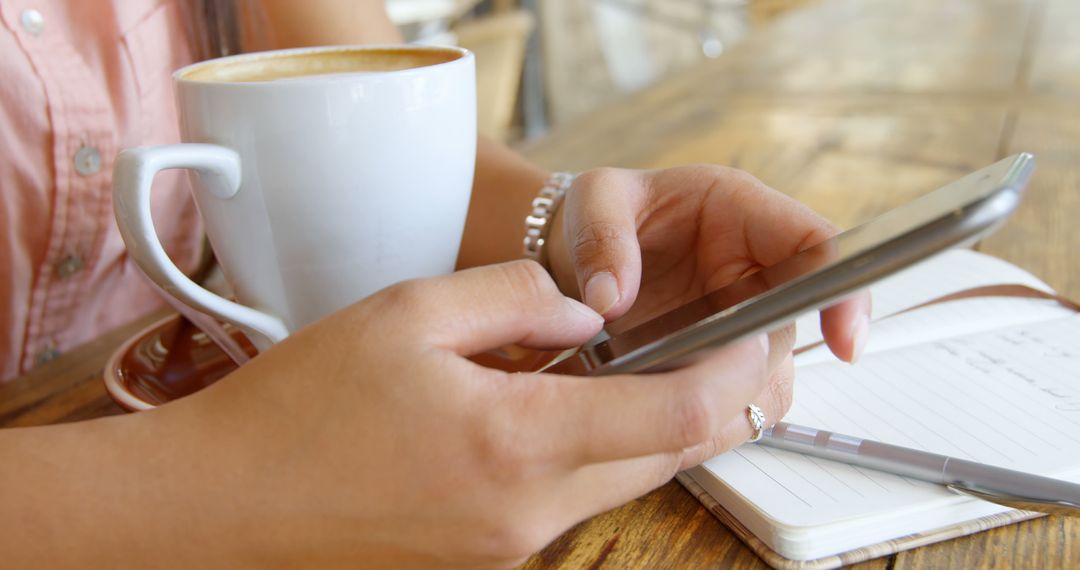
top-left (388, 0), bottom-right (816, 142)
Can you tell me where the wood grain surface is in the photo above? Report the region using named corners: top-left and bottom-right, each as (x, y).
top-left (517, 0), bottom-right (1078, 567)
top-left (1, 0), bottom-right (1076, 568)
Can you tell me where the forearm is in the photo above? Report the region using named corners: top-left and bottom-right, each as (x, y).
top-left (0, 413), bottom-right (255, 567)
top-left (458, 137), bottom-right (550, 268)
top-left (259, 0), bottom-right (404, 45)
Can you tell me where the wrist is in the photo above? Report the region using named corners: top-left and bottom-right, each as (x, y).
top-left (457, 137), bottom-right (550, 269)
top-left (522, 171), bottom-right (576, 271)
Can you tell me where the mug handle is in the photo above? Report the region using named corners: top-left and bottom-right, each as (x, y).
top-left (113, 144), bottom-right (289, 348)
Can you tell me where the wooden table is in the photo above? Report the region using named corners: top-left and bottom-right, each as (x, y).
top-left (1, 0), bottom-right (1076, 567)
top-left (518, 0), bottom-right (1079, 567)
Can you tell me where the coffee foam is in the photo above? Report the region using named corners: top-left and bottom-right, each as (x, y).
top-left (182, 48), bottom-right (462, 83)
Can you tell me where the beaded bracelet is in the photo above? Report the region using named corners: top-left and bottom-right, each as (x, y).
top-left (523, 172), bottom-right (576, 269)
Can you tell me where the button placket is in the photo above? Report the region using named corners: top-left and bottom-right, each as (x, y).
top-left (5, 3), bottom-right (124, 376)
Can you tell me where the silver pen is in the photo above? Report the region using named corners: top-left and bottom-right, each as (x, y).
top-left (758, 422), bottom-right (1080, 516)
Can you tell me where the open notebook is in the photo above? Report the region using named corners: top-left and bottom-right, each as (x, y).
top-left (678, 249), bottom-right (1080, 568)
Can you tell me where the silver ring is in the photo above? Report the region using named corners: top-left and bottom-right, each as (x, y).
top-left (746, 404), bottom-right (765, 442)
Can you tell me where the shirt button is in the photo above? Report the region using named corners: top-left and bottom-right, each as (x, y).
top-left (74, 146), bottom-right (102, 176)
top-left (20, 9), bottom-right (44, 36)
top-left (55, 254), bottom-right (84, 279)
top-left (35, 344), bottom-right (61, 366)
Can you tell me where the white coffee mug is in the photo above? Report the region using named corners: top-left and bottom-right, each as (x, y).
top-left (114, 45), bottom-right (476, 350)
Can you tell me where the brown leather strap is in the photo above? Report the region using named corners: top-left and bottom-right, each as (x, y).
top-left (794, 284), bottom-right (1080, 355)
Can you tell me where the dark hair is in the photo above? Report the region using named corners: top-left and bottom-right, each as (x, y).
top-left (184, 0), bottom-right (267, 60)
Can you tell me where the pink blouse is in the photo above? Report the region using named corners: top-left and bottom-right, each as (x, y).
top-left (0, 0), bottom-right (204, 381)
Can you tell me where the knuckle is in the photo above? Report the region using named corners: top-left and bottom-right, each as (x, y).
top-left (716, 428), bottom-right (744, 455)
top-left (682, 439), bottom-right (718, 468)
top-left (738, 342), bottom-right (772, 396)
top-left (464, 433), bottom-right (559, 563)
top-left (364, 278), bottom-right (432, 334)
top-left (751, 364), bottom-right (771, 397)
top-left (723, 165), bottom-right (766, 189)
top-left (771, 324), bottom-right (797, 359)
top-left (471, 519), bottom-right (550, 565)
top-left (377, 278), bottom-right (427, 312)
top-left (670, 386), bottom-right (716, 448)
top-left (768, 360), bottom-right (795, 420)
top-left (689, 163), bottom-right (754, 190)
top-left (471, 415), bottom-right (535, 488)
top-left (480, 442), bottom-right (529, 488)
top-left (497, 260), bottom-right (559, 307)
top-left (571, 220), bottom-right (625, 262)
top-left (574, 166), bottom-right (621, 191)
top-left (654, 451), bottom-right (685, 483)
top-left (716, 166), bottom-right (779, 205)
top-left (702, 163), bottom-right (741, 180)
top-left (725, 165), bottom-right (759, 185)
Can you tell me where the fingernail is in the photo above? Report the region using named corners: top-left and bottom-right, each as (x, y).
top-left (584, 272), bottom-right (620, 316)
top-left (564, 297), bottom-right (603, 324)
top-left (850, 315), bottom-right (869, 363)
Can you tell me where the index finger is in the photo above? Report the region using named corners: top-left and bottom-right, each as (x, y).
top-left (718, 172), bottom-right (871, 363)
top-left (820, 291), bottom-right (871, 363)
top-left (493, 334), bottom-right (771, 467)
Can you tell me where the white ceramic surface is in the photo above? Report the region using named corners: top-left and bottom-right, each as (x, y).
top-left (113, 45), bottom-right (476, 349)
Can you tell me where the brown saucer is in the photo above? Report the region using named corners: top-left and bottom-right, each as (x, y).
top-left (104, 314), bottom-right (256, 411)
top-left (104, 314), bottom-right (566, 412)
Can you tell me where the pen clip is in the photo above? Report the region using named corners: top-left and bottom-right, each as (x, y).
top-left (947, 484), bottom-right (1080, 517)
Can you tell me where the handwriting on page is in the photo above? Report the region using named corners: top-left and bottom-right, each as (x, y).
top-left (944, 325), bottom-right (1080, 412)
top-left (701, 314), bottom-right (1080, 528)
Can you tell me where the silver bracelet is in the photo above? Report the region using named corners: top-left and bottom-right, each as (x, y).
top-left (523, 172), bottom-right (575, 268)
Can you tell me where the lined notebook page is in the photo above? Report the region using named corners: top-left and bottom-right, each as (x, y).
top-left (794, 295), bottom-right (1076, 366)
top-left (700, 314), bottom-right (1080, 531)
top-left (793, 249), bottom-right (1056, 356)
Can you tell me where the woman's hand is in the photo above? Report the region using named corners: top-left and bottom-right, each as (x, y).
top-left (109, 261), bottom-right (783, 569)
top-left (547, 165), bottom-right (871, 363)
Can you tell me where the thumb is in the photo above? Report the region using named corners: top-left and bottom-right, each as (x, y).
top-left (557, 169), bottom-right (644, 319)
top-left (388, 260), bottom-right (604, 356)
